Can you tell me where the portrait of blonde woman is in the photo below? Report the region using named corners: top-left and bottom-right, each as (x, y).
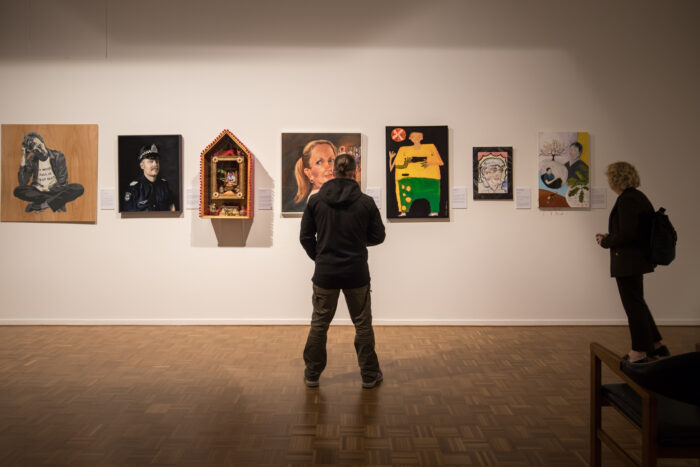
top-left (281, 133), bottom-right (361, 213)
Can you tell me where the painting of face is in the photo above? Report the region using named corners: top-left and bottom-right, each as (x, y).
top-left (483, 163), bottom-right (505, 188)
top-left (303, 143), bottom-right (335, 192)
top-left (568, 143), bottom-right (581, 160)
top-left (281, 133), bottom-right (361, 214)
top-left (25, 136), bottom-right (48, 160)
top-left (408, 132), bottom-right (423, 145)
top-left (473, 147), bottom-right (513, 200)
top-left (140, 158), bottom-right (160, 179)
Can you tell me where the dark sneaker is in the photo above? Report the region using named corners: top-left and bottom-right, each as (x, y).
top-left (304, 377), bottom-right (319, 388)
top-left (362, 371), bottom-right (383, 389)
top-left (25, 203), bottom-right (42, 212)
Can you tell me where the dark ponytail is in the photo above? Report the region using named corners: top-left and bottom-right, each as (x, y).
top-left (334, 153), bottom-right (356, 178)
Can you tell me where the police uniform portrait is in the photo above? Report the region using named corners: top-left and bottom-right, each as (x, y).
top-left (118, 135), bottom-right (182, 213)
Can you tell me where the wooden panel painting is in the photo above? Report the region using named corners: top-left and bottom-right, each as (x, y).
top-left (118, 135), bottom-right (182, 213)
top-left (473, 147), bottom-right (513, 200)
top-left (1, 124), bottom-right (97, 223)
top-left (386, 125), bottom-right (449, 218)
top-left (538, 131), bottom-right (590, 208)
top-left (281, 133), bottom-right (361, 214)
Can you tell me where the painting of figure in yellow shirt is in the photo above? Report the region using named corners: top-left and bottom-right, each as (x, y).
top-left (389, 131), bottom-right (444, 217)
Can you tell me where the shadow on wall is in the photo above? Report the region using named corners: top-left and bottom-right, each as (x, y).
top-left (191, 158), bottom-right (274, 248)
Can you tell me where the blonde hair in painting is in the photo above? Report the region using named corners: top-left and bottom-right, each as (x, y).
top-left (293, 140), bottom-right (337, 203)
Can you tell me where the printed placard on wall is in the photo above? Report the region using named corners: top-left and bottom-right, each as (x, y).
top-left (538, 131), bottom-right (590, 208)
top-left (281, 133), bottom-right (361, 214)
top-left (386, 125), bottom-right (449, 218)
top-left (473, 147), bottom-right (513, 200)
top-left (118, 135), bottom-right (182, 213)
top-left (1, 124), bottom-right (98, 223)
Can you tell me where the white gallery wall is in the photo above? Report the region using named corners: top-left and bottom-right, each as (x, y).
top-left (1, 0), bottom-right (698, 324)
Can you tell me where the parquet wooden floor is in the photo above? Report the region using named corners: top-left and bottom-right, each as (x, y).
top-left (0, 326), bottom-right (698, 466)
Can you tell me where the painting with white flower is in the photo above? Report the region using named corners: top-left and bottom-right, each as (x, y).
top-left (538, 132), bottom-right (590, 208)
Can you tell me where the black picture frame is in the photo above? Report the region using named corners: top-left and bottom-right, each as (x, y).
top-left (473, 146), bottom-right (513, 200)
top-left (385, 125), bottom-right (449, 219)
top-left (118, 135), bottom-right (182, 213)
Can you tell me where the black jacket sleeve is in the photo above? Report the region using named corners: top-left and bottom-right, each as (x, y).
top-left (366, 199), bottom-right (386, 247)
top-left (601, 195), bottom-right (641, 249)
top-left (17, 158), bottom-right (34, 186)
top-left (299, 202), bottom-right (318, 260)
top-left (52, 151), bottom-right (68, 186)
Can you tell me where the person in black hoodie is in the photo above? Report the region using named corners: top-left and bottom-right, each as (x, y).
top-left (300, 153), bottom-right (386, 388)
top-left (596, 162), bottom-right (668, 363)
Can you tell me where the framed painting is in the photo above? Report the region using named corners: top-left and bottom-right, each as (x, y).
top-left (473, 147), bottom-right (513, 200)
top-left (118, 135), bottom-right (182, 213)
top-left (1, 124), bottom-right (97, 223)
top-left (386, 125), bottom-right (449, 218)
top-left (281, 133), bottom-right (361, 214)
top-left (538, 131), bottom-right (590, 208)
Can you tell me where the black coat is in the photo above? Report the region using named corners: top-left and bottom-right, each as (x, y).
top-left (123, 175), bottom-right (174, 212)
top-left (300, 177), bottom-right (385, 289)
top-left (601, 187), bottom-right (655, 277)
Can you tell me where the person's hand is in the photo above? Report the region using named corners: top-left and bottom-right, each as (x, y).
top-left (595, 233), bottom-right (606, 245)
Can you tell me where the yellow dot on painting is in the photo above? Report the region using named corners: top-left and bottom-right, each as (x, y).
top-left (406, 186), bottom-right (411, 192)
top-left (400, 185), bottom-right (405, 189)
top-left (400, 205), bottom-right (406, 211)
top-left (405, 197), bottom-right (412, 203)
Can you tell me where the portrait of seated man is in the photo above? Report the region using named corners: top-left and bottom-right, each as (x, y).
top-left (541, 167), bottom-right (563, 189)
top-left (123, 144), bottom-right (175, 212)
top-left (13, 132), bottom-right (84, 213)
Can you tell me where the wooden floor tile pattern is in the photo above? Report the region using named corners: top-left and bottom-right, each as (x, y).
top-left (0, 326), bottom-right (698, 466)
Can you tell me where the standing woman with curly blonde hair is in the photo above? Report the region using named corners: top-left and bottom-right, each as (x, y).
top-left (595, 162), bottom-right (669, 363)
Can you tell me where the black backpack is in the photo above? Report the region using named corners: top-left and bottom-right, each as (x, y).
top-left (649, 207), bottom-right (677, 266)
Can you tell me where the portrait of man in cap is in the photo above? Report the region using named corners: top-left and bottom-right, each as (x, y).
top-left (118, 135), bottom-right (181, 213)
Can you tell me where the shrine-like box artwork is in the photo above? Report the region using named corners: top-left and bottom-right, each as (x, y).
top-left (200, 129), bottom-right (254, 219)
